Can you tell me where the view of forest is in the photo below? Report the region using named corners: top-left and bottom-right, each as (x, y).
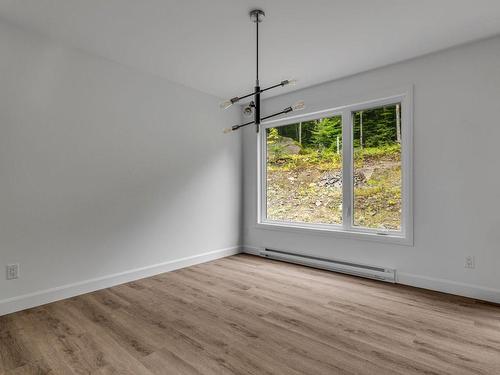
top-left (266, 103), bottom-right (402, 230)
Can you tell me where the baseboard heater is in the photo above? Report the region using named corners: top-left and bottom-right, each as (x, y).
top-left (259, 248), bottom-right (396, 283)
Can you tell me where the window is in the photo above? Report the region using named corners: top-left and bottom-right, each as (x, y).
top-left (258, 92), bottom-right (412, 244)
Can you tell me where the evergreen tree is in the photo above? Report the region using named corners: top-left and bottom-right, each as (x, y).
top-left (311, 116), bottom-right (342, 151)
top-left (272, 103), bottom-right (401, 150)
top-left (353, 104), bottom-right (400, 148)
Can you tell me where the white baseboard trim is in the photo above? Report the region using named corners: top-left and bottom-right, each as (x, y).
top-left (397, 272), bottom-right (500, 304)
top-left (241, 245), bottom-right (261, 256)
top-left (0, 246), bottom-right (242, 316)
top-left (242, 246), bottom-right (500, 304)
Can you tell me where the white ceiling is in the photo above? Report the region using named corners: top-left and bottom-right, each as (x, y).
top-left (1, 0), bottom-right (500, 100)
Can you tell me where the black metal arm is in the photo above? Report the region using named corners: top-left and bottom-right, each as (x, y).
top-left (228, 80), bottom-right (294, 105)
top-left (230, 105), bottom-right (293, 131)
top-left (231, 119), bottom-right (255, 131)
top-left (261, 107), bottom-right (293, 121)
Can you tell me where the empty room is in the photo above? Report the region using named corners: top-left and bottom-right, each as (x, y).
top-left (1, 1), bottom-right (500, 374)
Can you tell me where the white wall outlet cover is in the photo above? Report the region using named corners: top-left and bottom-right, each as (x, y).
top-left (465, 256), bottom-right (475, 269)
top-left (6, 264), bottom-right (19, 280)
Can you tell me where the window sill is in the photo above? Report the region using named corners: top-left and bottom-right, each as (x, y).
top-left (255, 221), bottom-right (413, 246)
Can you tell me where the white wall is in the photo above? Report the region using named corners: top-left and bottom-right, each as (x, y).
top-left (243, 36), bottom-right (500, 302)
top-left (0, 20), bottom-right (242, 313)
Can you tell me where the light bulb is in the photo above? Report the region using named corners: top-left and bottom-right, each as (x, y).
top-left (281, 78), bottom-right (297, 87)
top-left (223, 128), bottom-right (233, 134)
top-left (220, 100), bottom-right (233, 110)
top-left (220, 96), bottom-right (240, 110)
top-left (292, 100), bottom-right (305, 111)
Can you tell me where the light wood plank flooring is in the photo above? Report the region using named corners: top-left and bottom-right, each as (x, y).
top-left (1, 254), bottom-right (500, 374)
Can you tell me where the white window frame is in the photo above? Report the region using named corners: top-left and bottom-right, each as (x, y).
top-left (256, 89), bottom-right (413, 245)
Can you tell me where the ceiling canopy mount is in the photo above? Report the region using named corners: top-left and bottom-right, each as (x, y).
top-left (249, 9), bottom-right (265, 23)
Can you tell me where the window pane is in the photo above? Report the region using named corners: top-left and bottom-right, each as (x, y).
top-left (352, 104), bottom-right (402, 230)
top-left (266, 116), bottom-right (342, 224)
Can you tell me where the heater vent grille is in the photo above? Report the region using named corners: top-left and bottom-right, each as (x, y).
top-left (260, 248), bottom-right (396, 283)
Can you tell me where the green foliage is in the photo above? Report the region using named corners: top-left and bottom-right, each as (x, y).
top-left (311, 116), bottom-right (342, 151)
top-left (267, 127), bottom-right (280, 143)
top-left (267, 104), bottom-right (401, 171)
top-left (354, 144), bottom-right (401, 168)
top-left (270, 103), bottom-right (400, 152)
top-left (267, 128), bottom-right (286, 161)
top-left (353, 105), bottom-right (401, 148)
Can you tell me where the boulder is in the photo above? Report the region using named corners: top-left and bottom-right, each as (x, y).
top-left (275, 136), bottom-right (301, 155)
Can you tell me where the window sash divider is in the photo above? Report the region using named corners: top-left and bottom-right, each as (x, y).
top-left (341, 110), bottom-right (353, 232)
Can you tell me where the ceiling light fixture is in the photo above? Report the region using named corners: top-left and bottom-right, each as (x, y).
top-left (222, 9), bottom-right (304, 134)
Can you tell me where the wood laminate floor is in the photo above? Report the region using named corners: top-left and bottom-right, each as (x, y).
top-left (1, 254), bottom-right (500, 374)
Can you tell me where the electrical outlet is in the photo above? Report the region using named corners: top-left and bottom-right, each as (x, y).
top-left (465, 256), bottom-right (475, 269)
top-left (6, 264), bottom-right (19, 280)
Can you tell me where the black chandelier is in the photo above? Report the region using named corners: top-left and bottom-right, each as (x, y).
top-left (222, 9), bottom-right (305, 133)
